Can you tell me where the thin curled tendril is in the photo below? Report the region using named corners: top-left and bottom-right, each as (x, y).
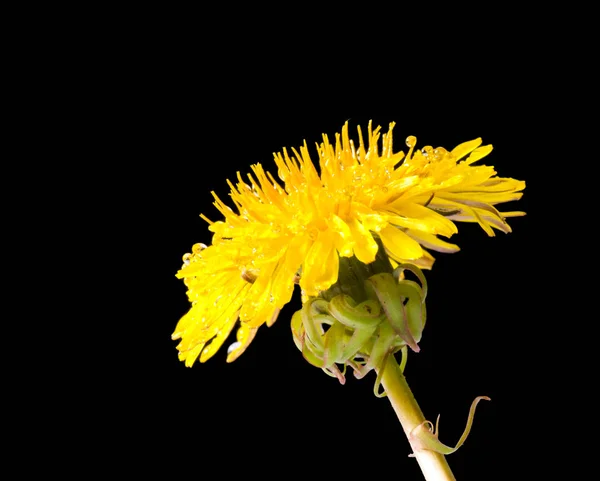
top-left (408, 396), bottom-right (491, 456)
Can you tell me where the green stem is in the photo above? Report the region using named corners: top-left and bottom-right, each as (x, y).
top-left (378, 355), bottom-right (456, 481)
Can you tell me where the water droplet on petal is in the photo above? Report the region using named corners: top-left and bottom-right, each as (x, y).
top-left (433, 147), bottom-right (448, 161)
top-left (406, 136), bottom-right (416, 148)
top-left (192, 243), bottom-right (207, 254)
top-left (227, 341), bottom-right (242, 354)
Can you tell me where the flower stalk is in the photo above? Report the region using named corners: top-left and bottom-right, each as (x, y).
top-left (378, 354), bottom-right (456, 481)
top-left (292, 255), bottom-right (490, 480)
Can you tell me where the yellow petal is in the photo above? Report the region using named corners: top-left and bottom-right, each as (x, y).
top-left (301, 230), bottom-right (339, 295)
top-left (172, 310), bottom-right (193, 341)
top-left (199, 315), bottom-right (238, 363)
top-left (176, 280), bottom-right (249, 352)
top-left (329, 214), bottom-right (354, 257)
top-left (450, 206), bottom-right (496, 236)
top-left (348, 218), bottom-right (378, 264)
top-left (442, 191), bottom-right (523, 204)
top-left (410, 249), bottom-right (435, 270)
top-left (502, 211), bottom-right (526, 217)
top-left (226, 324), bottom-right (258, 362)
top-left (386, 202), bottom-right (458, 237)
top-left (405, 229), bottom-right (460, 253)
top-left (182, 343), bottom-right (204, 367)
top-left (270, 242), bottom-right (304, 307)
top-left (379, 225), bottom-right (423, 260)
top-left (266, 307), bottom-right (281, 327)
top-left (240, 261), bottom-right (277, 321)
top-left (438, 190), bottom-right (523, 206)
top-left (451, 138), bottom-right (482, 161)
top-left (353, 203), bottom-right (389, 232)
top-left (464, 144), bottom-right (493, 165)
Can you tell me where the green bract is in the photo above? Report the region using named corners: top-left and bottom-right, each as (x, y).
top-left (291, 242), bottom-right (427, 396)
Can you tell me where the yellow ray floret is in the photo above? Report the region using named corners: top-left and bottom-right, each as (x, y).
top-left (174, 121), bottom-right (525, 365)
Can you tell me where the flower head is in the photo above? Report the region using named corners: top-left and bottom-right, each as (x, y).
top-left (173, 121), bottom-right (525, 366)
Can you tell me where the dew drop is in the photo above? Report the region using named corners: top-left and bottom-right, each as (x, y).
top-left (405, 136), bottom-right (417, 148)
top-left (192, 243), bottom-right (207, 254)
top-left (433, 147), bottom-right (448, 161)
top-left (227, 341), bottom-right (242, 354)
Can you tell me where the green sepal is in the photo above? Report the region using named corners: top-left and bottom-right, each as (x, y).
top-left (328, 295), bottom-right (382, 329)
top-left (291, 310), bottom-right (304, 352)
top-left (339, 324), bottom-right (377, 362)
top-left (395, 279), bottom-right (426, 343)
top-left (366, 273), bottom-right (420, 352)
top-left (302, 339), bottom-right (325, 368)
top-left (354, 322), bottom-right (396, 379)
top-left (394, 263), bottom-right (428, 301)
top-left (301, 299), bottom-right (325, 353)
top-left (323, 320), bottom-right (346, 368)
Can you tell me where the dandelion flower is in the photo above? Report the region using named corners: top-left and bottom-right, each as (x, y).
top-left (173, 121), bottom-right (525, 366)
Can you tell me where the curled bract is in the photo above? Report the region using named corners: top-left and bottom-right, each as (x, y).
top-left (291, 260), bottom-right (427, 394)
top-left (408, 396), bottom-right (491, 456)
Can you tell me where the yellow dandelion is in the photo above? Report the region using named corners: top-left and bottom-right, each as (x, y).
top-left (173, 121), bottom-right (525, 366)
